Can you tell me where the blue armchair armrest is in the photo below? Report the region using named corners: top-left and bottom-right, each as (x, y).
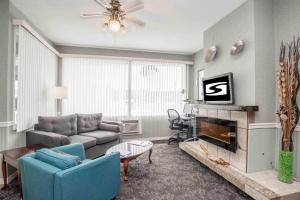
top-left (54, 152), bottom-right (120, 200)
top-left (20, 156), bottom-right (62, 200)
top-left (52, 143), bottom-right (86, 160)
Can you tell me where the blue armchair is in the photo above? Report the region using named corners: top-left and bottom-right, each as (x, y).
top-left (19, 143), bottom-right (120, 200)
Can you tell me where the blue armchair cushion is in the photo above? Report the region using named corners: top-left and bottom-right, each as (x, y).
top-left (35, 148), bottom-right (81, 170)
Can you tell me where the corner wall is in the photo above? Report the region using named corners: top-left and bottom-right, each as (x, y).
top-left (273, 0), bottom-right (300, 179)
top-left (192, 0), bottom-right (300, 177)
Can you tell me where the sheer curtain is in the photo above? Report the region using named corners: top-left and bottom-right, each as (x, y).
top-left (16, 27), bottom-right (58, 132)
top-left (62, 57), bottom-right (129, 120)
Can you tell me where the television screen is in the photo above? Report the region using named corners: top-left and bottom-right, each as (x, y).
top-left (202, 73), bottom-right (234, 104)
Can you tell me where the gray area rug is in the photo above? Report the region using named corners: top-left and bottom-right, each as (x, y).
top-left (0, 144), bottom-right (252, 200)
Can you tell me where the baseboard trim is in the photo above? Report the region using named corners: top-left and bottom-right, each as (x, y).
top-left (142, 136), bottom-right (169, 141)
top-left (0, 172), bottom-right (17, 185)
top-left (249, 122), bottom-right (300, 132)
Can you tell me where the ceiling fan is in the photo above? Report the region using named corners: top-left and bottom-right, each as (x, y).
top-left (81, 0), bottom-right (145, 33)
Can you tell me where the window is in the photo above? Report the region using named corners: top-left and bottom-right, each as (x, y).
top-left (62, 57), bottom-right (187, 118)
top-left (131, 61), bottom-right (186, 116)
top-left (15, 26), bottom-right (57, 132)
top-left (198, 69), bottom-right (205, 100)
top-left (62, 57), bottom-right (129, 118)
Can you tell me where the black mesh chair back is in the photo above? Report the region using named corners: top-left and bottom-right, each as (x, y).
top-left (167, 109), bottom-right (180, 122)
top-left (167, 109), bottom-right (182, 130)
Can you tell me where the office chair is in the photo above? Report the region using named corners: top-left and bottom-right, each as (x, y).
top-left (167, 109), bottom-right (189, 144)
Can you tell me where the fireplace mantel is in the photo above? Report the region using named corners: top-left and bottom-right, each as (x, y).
top-left (191, 104), bottom-right (259, 112)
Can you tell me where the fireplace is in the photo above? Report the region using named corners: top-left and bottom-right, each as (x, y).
top-left (195, 117), bottom-right (237, 153)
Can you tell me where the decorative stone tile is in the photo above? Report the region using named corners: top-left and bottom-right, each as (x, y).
top-left (231, 111), bottom-right (248, 129)
top-left (197, 109), bottom-right (207, 117)
top-left (229, 149), bottom-right (247, 172)
top-left (207, 109), bottom-right (218, 118)
top-left (217, 147), bottom-right (230, 162)
top-left (207, 142), bottom-right (218, 158)
top-left (238, 128), bottom-right (248, 151)
top-left (180, 142), bottom-right (300, 200)
top-left (217, 110), bottom-right (231, 120)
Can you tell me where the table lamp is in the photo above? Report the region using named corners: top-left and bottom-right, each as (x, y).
top-left (50, 86), bottom-right (68, 116)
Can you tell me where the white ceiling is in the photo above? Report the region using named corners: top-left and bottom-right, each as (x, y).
top-left (11, 0), bottom-right (247, 54)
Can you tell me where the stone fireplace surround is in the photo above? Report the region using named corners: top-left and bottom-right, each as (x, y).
top-left (191, 104), bottom-right (256, 172)
top-left (180, 104), bottom-right (300, 200)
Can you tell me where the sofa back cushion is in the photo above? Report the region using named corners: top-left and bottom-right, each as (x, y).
top-left (38, 115), bottom-right (77, 136)
top-left (35, 148), bottom-right (81, 170)
top-left (77, 113), bottom-right (102, 134)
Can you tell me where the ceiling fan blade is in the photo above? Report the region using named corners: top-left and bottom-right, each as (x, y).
top-left (124, 3), bottom-right (144, 14)
top-left (122, 0), bottom-right (143, 11)
top-left (80, 13), bottom-right (108, 18)
top-left (94, 0), bottom-right (109, 9)
top-left (125, 17), bottom-right (145, 26)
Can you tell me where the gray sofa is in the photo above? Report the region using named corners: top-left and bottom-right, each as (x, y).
top-left (26, 113), bottom-right (123, 159)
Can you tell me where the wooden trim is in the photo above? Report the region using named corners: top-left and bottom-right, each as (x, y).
top-left (249, 123), bottom-right (300, 132)
top-left (0, 121), bottom-right (14, 128)
top-left (12, 20), bottom-right (60, 56)
top-left (248, 123), bottom-right (278, 130)
top-left (60, 53), bottom-right (194, 65)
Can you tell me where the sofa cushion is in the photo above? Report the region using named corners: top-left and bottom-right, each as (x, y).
top-left (35, 148), bottom-right (80, 170)
top-left (77, 113), bottom-right (102, 134)
top-left (69, 135), bottom-right (97, 149)
top-left (80, 131), bottom-right (120, 145)
top-left (38, 115), bottom-right (77, 136)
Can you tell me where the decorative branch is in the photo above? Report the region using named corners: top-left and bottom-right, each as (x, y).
top-left (277, 37), bottom-right (300, 152)
top-left (199, 143), bottom-right (230, 166)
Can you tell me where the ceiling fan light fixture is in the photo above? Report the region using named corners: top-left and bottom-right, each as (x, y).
top-left (103, 22), bottom-right (109, 30)
top-left (109, 19), bottom-right (121, 32)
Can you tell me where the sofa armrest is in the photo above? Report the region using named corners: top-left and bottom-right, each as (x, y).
top-left (101, 120), bottom-right (124, 133)
top-left (52, 143), bottom-right (86, 160)
top-left (26, 130), bottom-right (70, 148)
top-left (54, 152), bottom-right (120, 200)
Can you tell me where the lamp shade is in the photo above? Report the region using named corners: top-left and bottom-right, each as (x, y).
top-left (50, 86), bottom-right (68, 99)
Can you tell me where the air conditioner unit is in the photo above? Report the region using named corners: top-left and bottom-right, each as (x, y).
top-left (121, 119), bottom-right (141, 135)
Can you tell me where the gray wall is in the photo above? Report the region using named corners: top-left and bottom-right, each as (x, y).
top-left (193, 0), bottom-right (276, 123)
top-left (192, 0), bottom-right (300, 178)
top-left (0, 0), bottom-right (12, 122)
top-left (253, 0), bottom-right (276, 123)
top-left (273, 0), bottom-right (300, 179)
top-left (203, 0), bottom-right (256, 106)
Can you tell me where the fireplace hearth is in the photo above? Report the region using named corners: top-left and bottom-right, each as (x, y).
top-left (195, 117), bottom-right (237, 153)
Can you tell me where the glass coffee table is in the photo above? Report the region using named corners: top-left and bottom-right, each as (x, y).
top-left (106, 140), bottom-right (153, 181)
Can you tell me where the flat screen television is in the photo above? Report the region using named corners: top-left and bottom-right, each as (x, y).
top-left (202, 73), bottom-right (234, 104)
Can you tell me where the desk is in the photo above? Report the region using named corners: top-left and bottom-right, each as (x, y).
top-left (180, 115), bottom-right (195, 139)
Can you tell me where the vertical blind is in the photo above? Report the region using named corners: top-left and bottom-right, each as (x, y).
top-left (62, 57), bottom-right (129, 117)
top-left (16, 26), bottom-right (57, 131)
top-left (131, 61), bottom-right (185, 116)
top-left (62, 57), bottom-right (186, 136)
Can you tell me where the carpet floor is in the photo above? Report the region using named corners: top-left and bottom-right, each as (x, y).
top-left (0, 144), bottom-right (253, 200)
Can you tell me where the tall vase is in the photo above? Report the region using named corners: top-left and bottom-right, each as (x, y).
top-left (278, 150), bottom-right (294, 183)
